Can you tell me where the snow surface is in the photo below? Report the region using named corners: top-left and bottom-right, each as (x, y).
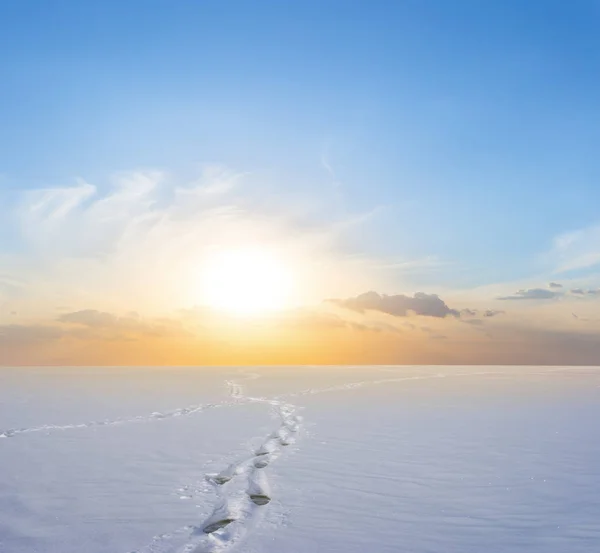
top-left (1, 365), bottom-right (600, 553)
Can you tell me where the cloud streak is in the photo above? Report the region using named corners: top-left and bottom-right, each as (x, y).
top-left (3, 166), bottom-right (403, 319)
top-left (549, 224), bottom-right (600, 273)
top-left (498, 288), bottom-right (560, 300)
top-left (329, 290), bottom-right (460, 318)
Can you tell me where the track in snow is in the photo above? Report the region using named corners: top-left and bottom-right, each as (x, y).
top-left (2, 366), bottom-right (590, 551)
top-left (0, 399), bottom-right (244, 439)
top-left (1, 366), bottom-right (582, 440)
top-left (135, 366), bottom-right (571, 553)
top-left (133, 371), bottom-right (303, 553)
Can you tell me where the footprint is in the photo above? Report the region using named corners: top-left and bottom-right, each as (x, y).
top-left (283, 415), bottom-right (302, 433)
top-left (254, 456), bottom-right (270, 469)
top-left (209, 463), bottom-right (238, 485)
top-left (249, 494), bottom-right (271, 506)
top-left (136, 377), bottom-right (306, 553)
top-left (201, 501), bottom-right (237, 534)
top-left (248, 469), bottom-right (271, 506)
top-left (276, 426), bottom-right (297, 446)
top-left (270, 428), bottom-right (285, 440)
top-left (279, 434), bottom-right (295, 446)
top-left (202, 517), bottom-right (236, 534)
top-left (255, 440), bottom-right (277, 456)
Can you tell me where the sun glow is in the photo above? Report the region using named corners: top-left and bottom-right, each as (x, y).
top-left (201, 247), bottom-right (294, 316)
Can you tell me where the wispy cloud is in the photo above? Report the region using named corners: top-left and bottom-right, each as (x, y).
top-left (549, 223), bottom-right (600, 273)
top-left (58, 309), bottom-right (188, 340)
top-left (498, 288), bottom-right (560, 301)
top-left (375, 256), bottom-right (448, 272)
top-left (320, 142), bottom-right (340, 187)
top-left (2, 165), bottom-right (401, 319)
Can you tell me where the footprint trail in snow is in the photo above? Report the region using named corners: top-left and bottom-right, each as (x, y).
top-left (0, 399), bottom-right (242, 439)
top-left (137, 371), bottom-right (303, 553)
top-left (2, 367), bottom-right (575, 440)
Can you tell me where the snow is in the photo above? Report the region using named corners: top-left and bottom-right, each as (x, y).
top-left (1, 365), bottom-right (600, 553)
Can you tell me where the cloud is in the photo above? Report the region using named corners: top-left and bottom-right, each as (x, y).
top-left (464, 318), bottom-right (484, 326)
top-left (0, 309), bottom-right (196, 365)
top-left (0, 272), bottom-right (26, 299)
top-left (3, 166), bottom-right (397, 318)
top-left (569, 288), bottom-right (600, 297)
top-left (4, 303), bottom-right (600, 366)
top-left (549, 282), bottom-right (563, 288)
top-left (549, 224), bottom-right (600, 273)
top-left (329, 291), bottom-right (460, 318)
top-left (572, 312), bottom-right (600, 322)
top-left (483, 309), bottom-right (504, 317)
top-left (375, 256), bottom-right (447, 273)
top-left (498, 288), bottom-right (560, 300)
top-left (59, 309), bottom-right (119, 327)
top-left (320, 151), bottom-right (339, 186)
top-left (497, 283), bottom-right (599, 302)
top-left (460, 308), bottom-right (504, 318)
top-left (57, 309), bottom-right (189, 340)
top-left (25, 180), bottom-right (96, 221)
top-left (0, 324), bottom-right (64, 344)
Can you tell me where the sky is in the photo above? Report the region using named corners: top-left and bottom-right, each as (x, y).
top-left (2, 0), bottom-right (600, 365)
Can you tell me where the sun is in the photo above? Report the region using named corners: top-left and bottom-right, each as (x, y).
top-left (201, 247), bottom-right (294, 317)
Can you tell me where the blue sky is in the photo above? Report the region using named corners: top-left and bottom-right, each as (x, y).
top-left (3, 1), bottom-right (600, 365)
top-left (2, 0), bottom-right (600, 289)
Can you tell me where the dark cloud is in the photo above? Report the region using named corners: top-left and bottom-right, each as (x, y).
top-left (570, 288), bottom-right (600, 297)
top-left (330, 291), bottom-right (459, 318)
top-left (460, 309), bottom-right (504, 319)
top-left (483, 309), bottom-right (504, 317)
top-left (498, 288), bottom-right (559, 300)
top-left (499, 286), bottom-right (599, 300)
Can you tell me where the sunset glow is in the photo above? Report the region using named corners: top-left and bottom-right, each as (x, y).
top-left (201, 247), bottom-right (294, 317)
